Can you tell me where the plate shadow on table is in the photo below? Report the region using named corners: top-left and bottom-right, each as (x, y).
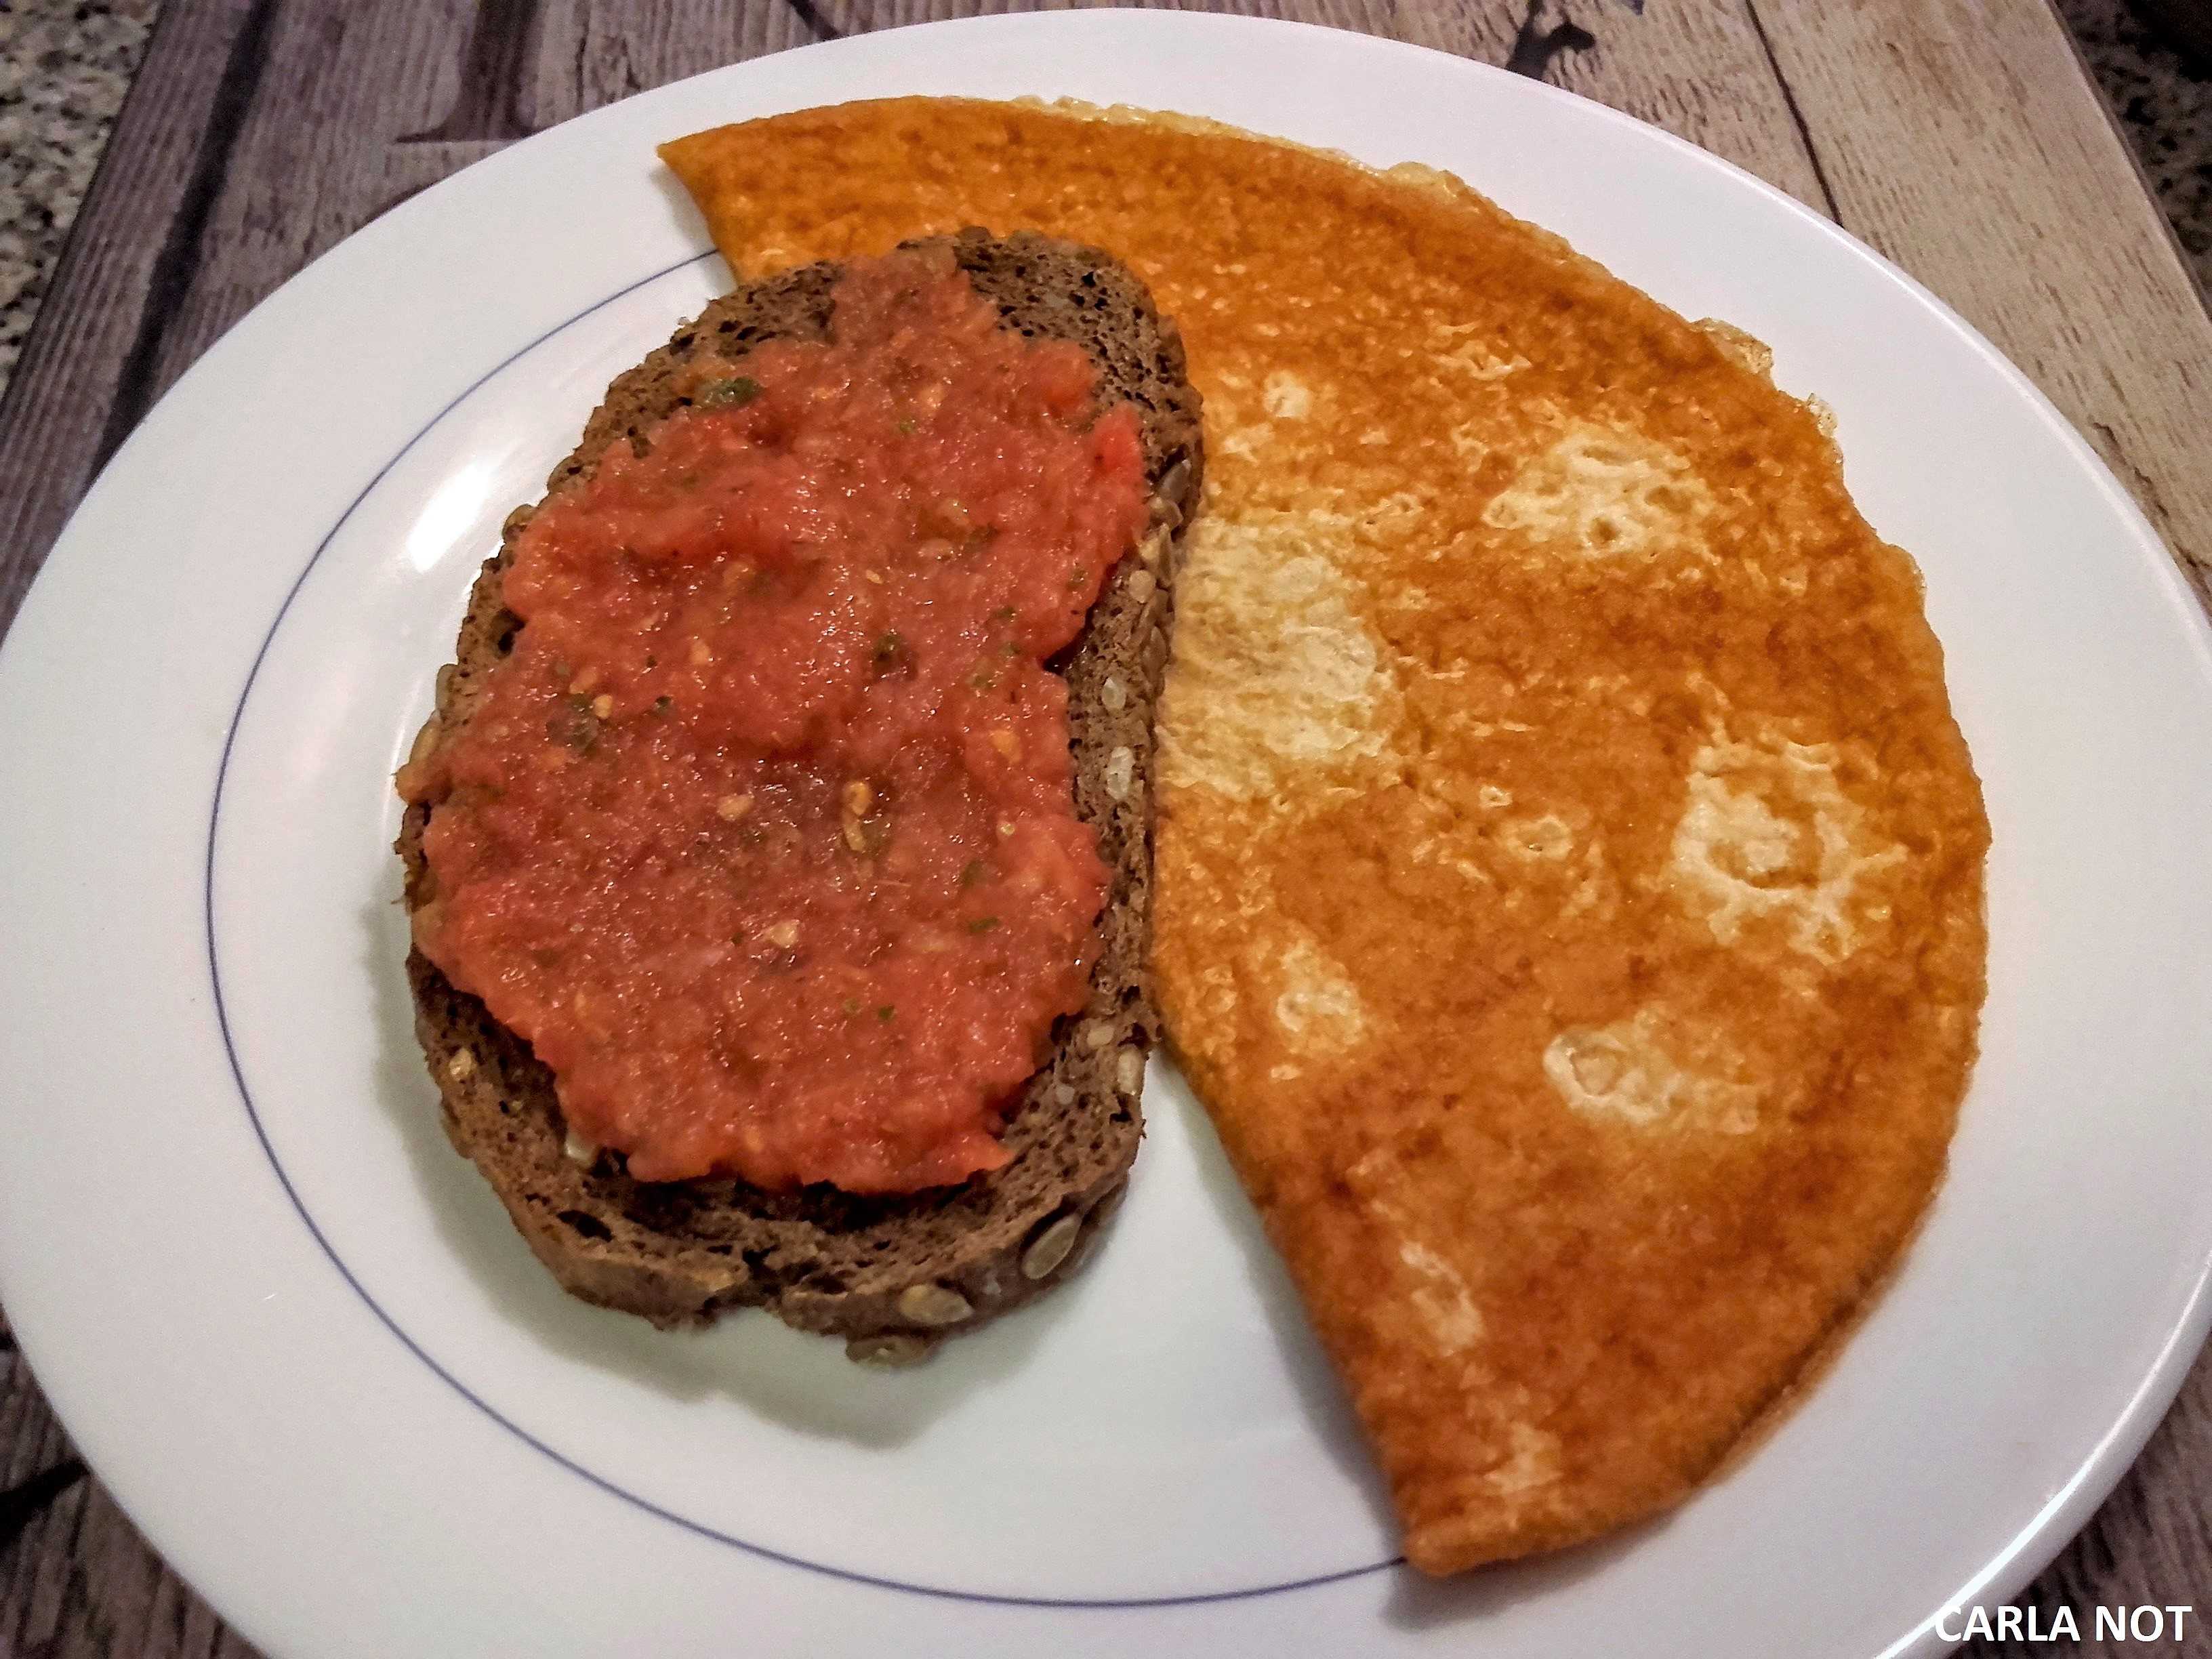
top-left (361, 892), bottom-right (1058, 1452)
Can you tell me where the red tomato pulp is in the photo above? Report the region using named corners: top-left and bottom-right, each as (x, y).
top-left (401, 249), bottom-right (1149, 1191)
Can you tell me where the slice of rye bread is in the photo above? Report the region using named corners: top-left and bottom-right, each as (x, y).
top-left (396, 228), bottom-right (1204, 1362)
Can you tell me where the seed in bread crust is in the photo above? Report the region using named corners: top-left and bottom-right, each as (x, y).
top-left (1063, 1213), bottom-right (1104, 1276)
top-left (1021, 1212), bottom-right (1083, 1281)
top-left (1128, 569), bottom-right (1158, 603)
top-left (897, 1283), bottom-right (973, 1326)
top-left (1115, 1046), bottom-right (1145, 1096)
top-left (1105, 747), bottom-right (1135, 801)
top-left (446, 1048), bottom-right (476, 1082)
top-left (1083, 1020), bottom-right (1115, 1051)
top-left (408, 717), bottom-right (441, 770)
top-left (848, 1333), bottom-right (934, 1367)
top-left (562, 1126), bottom-right (599, 1166)
top-left (1155, 460), bottom-right (1193, 515)
top-left (1101, 676), bottom-right (1126, 712)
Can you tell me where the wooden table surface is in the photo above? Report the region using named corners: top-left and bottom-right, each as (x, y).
top-left (2, 2), bottom-right (2209, 1654)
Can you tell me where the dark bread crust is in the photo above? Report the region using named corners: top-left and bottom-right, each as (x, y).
top-left (396, 230), bottom-right (1203, 1359)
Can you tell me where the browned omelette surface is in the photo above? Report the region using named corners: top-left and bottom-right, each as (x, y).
top-left (663, 100), bottom-right (1990, 1574)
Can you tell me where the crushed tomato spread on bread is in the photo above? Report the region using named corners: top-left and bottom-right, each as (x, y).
top-left (398, 247), bottom-right (1149, 1193)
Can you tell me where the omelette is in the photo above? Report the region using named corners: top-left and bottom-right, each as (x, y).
top-left (663, 100), bottom-right (1990, 1574)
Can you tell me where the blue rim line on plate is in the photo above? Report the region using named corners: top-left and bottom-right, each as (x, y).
top-left (201, 246), bottom-right (1405, 1610)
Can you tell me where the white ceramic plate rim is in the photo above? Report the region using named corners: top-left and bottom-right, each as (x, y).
top-left (2, 13), bottom-right (2210, 1659)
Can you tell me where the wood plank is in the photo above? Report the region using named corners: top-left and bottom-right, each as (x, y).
top-left (133, 4), bottom-right (484, 407)
top-left (0, 0), bottom-right (261, 638)
top-left (1397, 0), bottom-right (1837, 212)
top-left (15, 1481), bottom-right (260, 1659)
top-left (1754, 0), bottom-right (2212, 613)
top-left (536, 0), bottom-right (769, 123)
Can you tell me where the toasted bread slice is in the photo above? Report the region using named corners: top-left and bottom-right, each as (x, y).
top-left (396, 230), bottom-right (1202, 1360)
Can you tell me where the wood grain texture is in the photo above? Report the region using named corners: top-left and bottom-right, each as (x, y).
top-left (0, 0), bottom-right (259, 638)
top-left (0, 2), bottom-right (2207, 1655)
top-left (1756, 0), bottom-right (2212, 617)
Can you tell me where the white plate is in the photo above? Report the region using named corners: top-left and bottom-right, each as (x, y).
top-left (3, 13), bottom-right (2210, 1658)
